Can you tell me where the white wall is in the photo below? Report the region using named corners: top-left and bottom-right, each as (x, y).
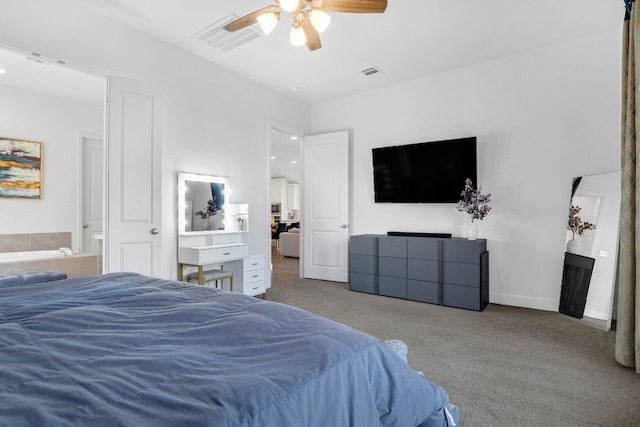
top-left (311, 29), bottom-right (622, 311)
top-left (0, 0), bottom-right (311, 280)
top-left (0, 83), bottom-right (103, 249)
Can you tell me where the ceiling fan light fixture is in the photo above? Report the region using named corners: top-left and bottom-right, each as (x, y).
top-left (257, 12), bottom-right (280, 35)
top-left (280, 0), bottom-right (300, 13)
top-left (290, 22), bottom-right (307, 46)
top-left (309, 9), bottom-right (331, 33)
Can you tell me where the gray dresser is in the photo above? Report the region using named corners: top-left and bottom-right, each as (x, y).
top-left (350, 234), bottom-right (489, 311)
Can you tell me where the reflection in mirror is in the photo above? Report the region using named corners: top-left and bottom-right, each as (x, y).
top-left (566, 191), bottom-right (600, 256)
top-left (178, 173), bottom-right (228, 234)
top-left (559, 172), bottom-right (621, 330)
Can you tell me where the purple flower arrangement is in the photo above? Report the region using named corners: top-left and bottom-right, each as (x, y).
top-left (457, 178), bottom-right (492, 222)
top-left (567, 204), bottom-right (595, 238)
top-left (195, 196), bottom-right (219, 219)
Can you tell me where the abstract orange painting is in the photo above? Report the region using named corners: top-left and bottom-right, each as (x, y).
top-left (0, 137), bottom-right (42, 199)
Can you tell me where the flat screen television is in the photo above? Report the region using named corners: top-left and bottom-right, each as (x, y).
top-left (372, 137), bottom-right (477, 203)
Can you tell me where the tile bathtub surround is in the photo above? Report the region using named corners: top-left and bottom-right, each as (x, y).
top-left (0, 232), bottom-right (72, 253)
top-left (0, 234), bottom-right (30, 253)
top-left (30, 232), bottom-right (72, 251)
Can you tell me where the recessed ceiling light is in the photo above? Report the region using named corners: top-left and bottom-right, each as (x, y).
top-left (270, 156), bottom-right (276, 160)
top-left (291, 160), bottom-right (297, 164)
top-left (289, 85), bottom-right (299, 92)
top-left (0, 69), bottom-right (6, 74)
top-left (290, 136), bottom-right (298, 140)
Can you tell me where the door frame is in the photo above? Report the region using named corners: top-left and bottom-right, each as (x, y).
top-left (77, 132), bottom-right (105, 254)
top-left (0, 43), bottom-right (109, 257)
top-left (268, 123), bottom-right (305, 279)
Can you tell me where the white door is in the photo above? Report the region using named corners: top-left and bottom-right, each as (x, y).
top-left (105, 76), bottom-right (162, 275)
top-left (303, 131), bottom-right (349, 282)
top-left (81, 135), bottom-right (103, 254)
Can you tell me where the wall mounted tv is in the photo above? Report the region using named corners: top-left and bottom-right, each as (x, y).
top-left (372, 137), bottom-right (477, 203)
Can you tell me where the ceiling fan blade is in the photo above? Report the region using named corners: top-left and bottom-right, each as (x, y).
top-left (224, 5), bottom-right (280, 32)
top-left (297, 13), bottom-right (321, 50)
top-left (310, 0), bottom-right (387, 13)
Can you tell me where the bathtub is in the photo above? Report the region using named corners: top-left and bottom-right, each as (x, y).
top-left (0, 249), bottom-right (73, 264)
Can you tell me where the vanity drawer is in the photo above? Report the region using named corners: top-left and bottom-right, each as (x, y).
top-left (179, 244), bottom-right (248, 265)
top-left (244, 268), bottom-right (265, 284)
top-left (243, 255), bottom-right (264, 272)
top-left (244, 280), bottom-right (266, 296)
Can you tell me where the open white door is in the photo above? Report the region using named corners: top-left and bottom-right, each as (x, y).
top-left (105, 76), bottom-right (162, 275)
top-left (302, 131), bottom-right (349, 282)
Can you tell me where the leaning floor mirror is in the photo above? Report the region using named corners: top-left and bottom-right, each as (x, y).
top-left (559, 172), bottom-right (621, 331)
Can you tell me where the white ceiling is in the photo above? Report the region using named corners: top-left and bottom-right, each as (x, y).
top-left (83, 0), bottom-right (623, 105)
top-left (0, 0), bottom-right (624, 181)
top-left (0, 47), bottom-right (105, 106)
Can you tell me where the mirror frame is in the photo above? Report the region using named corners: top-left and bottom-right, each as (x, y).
top-left (178, 172), bottom-right (229, 235)
top-left (560, 171), bottom-right (621, 330)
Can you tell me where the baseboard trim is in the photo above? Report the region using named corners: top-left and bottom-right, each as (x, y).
top-left (490, 293), bottom-right (558, 312)
top-left (561, 314), bottom-right (609, 331)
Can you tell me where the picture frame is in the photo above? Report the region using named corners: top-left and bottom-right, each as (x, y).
top-left (0, 136), bottom-right (43, 199)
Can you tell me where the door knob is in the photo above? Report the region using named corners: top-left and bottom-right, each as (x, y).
top-left (151, 228), bottom-right (159, 235)
top-left (83, 224), bottom-right (89, 228)
top-left (340, 224), bottom-right (348, 228)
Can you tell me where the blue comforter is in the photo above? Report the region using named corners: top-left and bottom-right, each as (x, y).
top-left (0, 272), bottom-right (457, 426)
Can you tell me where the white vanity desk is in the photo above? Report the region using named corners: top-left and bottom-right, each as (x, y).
top-left (177, 173), bottom-right (265, 297)
top-left (178, 231), bottom-right (266, 297)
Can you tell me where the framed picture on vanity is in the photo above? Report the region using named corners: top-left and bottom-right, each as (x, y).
top-left (0, 136), bottom-right (43, 199)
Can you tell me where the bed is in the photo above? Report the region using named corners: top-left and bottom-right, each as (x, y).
top-left (0, 272), bottom-right (458, 426)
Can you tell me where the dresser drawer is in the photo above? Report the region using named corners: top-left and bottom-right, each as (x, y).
top-left (378, 276), bottom-right (406, 299)
top-left (442, 262), bottom-right (480, 287)
top-left (407, 259), bottom-right (438, 282)
top-left (378, 236), bottom-right (407, 258)
top-left (441, 239), bottom-right (485, 264)
top-left (407, 237), bottom-right (439, 261)
top-left (379, 256), bottom-right (407, 278)
top-left (351, 254), bottom-right (377, 274)
top-left (407, 279), bottom-right (439, 304)
top-left (350, 272), bottom-right (377, 294)
top-left (350, 235), bottom-right (378, 256)
top-left (442, 283), bottom-right (481, 311)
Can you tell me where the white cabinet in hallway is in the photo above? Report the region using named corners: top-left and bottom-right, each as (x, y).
top-left (271, 178), bottom-right (287, 204)
top-left (287, 182), bottom-right (300, 211)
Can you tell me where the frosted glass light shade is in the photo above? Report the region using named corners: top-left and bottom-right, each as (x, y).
top-left (309, 10), bottom-right (331, 33)
top-left (290, 25), bottom-right (306, 46)
top-left (280, 0), bottom-right (300, 12)
top-left (257, 12), bottom-right (279, 35)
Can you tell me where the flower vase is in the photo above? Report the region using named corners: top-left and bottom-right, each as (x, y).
top-left (566, 238), bottom-right (579, 254)
top-left (203, 217), bottom-right (212, 230)
top-left (466, 221), bottom-right (479, 240)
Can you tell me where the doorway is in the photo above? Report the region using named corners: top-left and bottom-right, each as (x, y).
top-left (269, 127), bottom-right (302, 284)
top-left (0, 45), bottom-right (106, 261)
top-left (79, 134), bottom-right (104, 256)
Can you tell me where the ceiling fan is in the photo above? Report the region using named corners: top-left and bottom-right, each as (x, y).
top-left (223, 0), bottom-right (388, 51)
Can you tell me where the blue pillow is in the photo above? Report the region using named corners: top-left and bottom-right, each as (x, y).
top-left (0, 270), bottom-right (67, 288)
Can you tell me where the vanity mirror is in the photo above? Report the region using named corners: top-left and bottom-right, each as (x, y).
top-left (559, 172), bottom-right (621, 330)
top-left (178, 173), bottom-right (229, 234)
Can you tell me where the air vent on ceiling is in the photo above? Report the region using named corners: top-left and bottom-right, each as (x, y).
top-left (192, 14), bottom-right (262, 52)
top-left (361, 66), bottom-right (382, 76)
